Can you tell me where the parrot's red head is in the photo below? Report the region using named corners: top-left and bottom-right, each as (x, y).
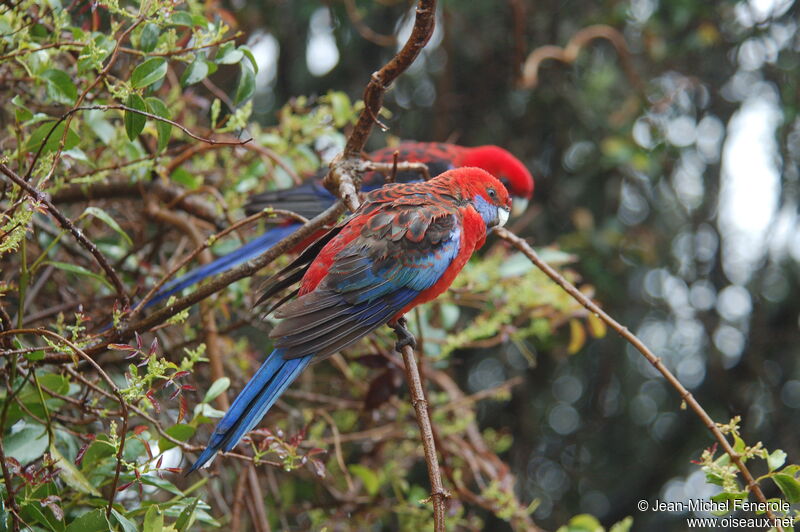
top-left (444, 167), bottom-right (512, 229)
top-left (461, 145), bottom-right (534, 215)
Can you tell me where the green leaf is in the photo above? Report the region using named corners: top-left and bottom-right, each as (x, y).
top-left (85, 109), bottom-right (115, 144)
top-left (143, 505), bottom-right (164, 532)
top-left (12, 94), bottom-right (33, 122)
top-left (609, 517), bottom-right (634, 532)
top-left (329, 91), bottom-right (353, 127)
top-left (140, 475), bottom-right (184, 496)
top-left (44, 261), bottom-right (113, 290)
top-left (175, 498), bottom-right (199, 532)
top-left (41, 69), bottom-right (77, 105)
top-left (239, 45), bottom-right (258, 73)
top-left (131, 57), bottom-right (168, 88)
top-left (181, 58), bottom-right (210, 87)
top-left (234, 63), bottom-right (255, 105)
top-left (169, 11), bottom-right (194, 27)
top-left (139, 23), bottom-right (160, 52)
top-left (81, 206), bottom-right (133, 246)
top-left (111, 509), bottom-right (138, 532)
top-left (215, 42), bottom-right (243, 65)
top-left (24, 349), bottom-right (45, 361)
top-left (50, 444), bottom-right (101, 497)
top-left (25, 121), bottom-right (80, 154)
top-left (4, 421), bottom-right (48, 465)
top-left (556, 514), bottom-right (604, 532)
top-left (158, 424), bottom-right (196, 452)
top-left (80, 436), bottom-right (117, 470)
top-left (124, 93), bottom-right (147, 140)
top-left (65, 509), bottom-right (110, 532)
top-left (145, 97), bottom-right (172, 152)
top-left (171, 168), bottom-right (201, 190)
top-left (20, 500), bottom-right (65, 532)
top-left (768, 449), bottom-right (787, 471)
top-left (203, 377), bottom-right (230, 403)
top-left (349, 464), bottom-right (380, 496)
top-left (772, 473), bottom-right (800, 503)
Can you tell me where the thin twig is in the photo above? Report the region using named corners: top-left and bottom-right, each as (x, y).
top-left (495, 227), bottom-right (783, 531)
top-left (82, 202), bottom-right (345, 357)
top-left (0, 162), bottom-right (129, 306)
top-left (130, 208), bottom-right (308, 319)
top-left (396, 341), bottom-right (449, 532)
top-left (0, 328), bottom-right (129, 518)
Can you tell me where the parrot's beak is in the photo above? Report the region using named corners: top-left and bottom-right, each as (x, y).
top-left (512, 197), bottom-right (529, 217)
top-left (497, 207), bottom-right (510, 227)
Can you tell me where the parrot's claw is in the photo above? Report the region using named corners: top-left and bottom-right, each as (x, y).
top-left (391, 318), bottom-right (417, 352)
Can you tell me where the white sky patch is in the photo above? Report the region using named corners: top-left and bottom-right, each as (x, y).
top-left (306, 8), bottom-right (340, 77)
top-left (718, 94), bottom-right (782, 285)
top-left (248, 31), bottom-right (280, 90)
top-left (735, 0), bottom-right (794, 26)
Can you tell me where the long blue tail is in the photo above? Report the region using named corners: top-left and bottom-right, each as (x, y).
top-left (144, 224), bottom-right (301, 309)
top-left (186, 348), bottom-right (313, 473)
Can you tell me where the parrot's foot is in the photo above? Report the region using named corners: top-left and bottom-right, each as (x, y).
top-left (391, 318), bottom-right (417, 352)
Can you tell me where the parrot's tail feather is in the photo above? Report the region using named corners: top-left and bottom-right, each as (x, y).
top-left (145, 224), bottom-right (301, 310)
top-left (185, 348), bottom-right (313, 474)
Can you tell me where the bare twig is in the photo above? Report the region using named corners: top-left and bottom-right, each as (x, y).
top-left (246, 465), bottom-right (271, 532)
top-left (343, 0), bottom-right (397, 47)
top-left (0, 162), bottom-right (129, 306)
top-left (396, 341), bottom-right (449, 532)
top-left (519, 24), bottom-right (642, 91)
top-left (495, 227), bottom-right (783, 531)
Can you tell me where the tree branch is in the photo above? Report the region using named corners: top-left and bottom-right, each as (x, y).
top-left (81, 202), bottom-right (345, 358)
top-left (495, 227), bottom-right (783, 531)
top-left (0, 162), bottom-right (129, 307)
top-left (396, 341), bottom-right (449, 531)
top-left (323, 0), bottom-right (437, 209)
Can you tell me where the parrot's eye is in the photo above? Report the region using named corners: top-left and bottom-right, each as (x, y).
top-left (487, 188), bottom-right (497, 200)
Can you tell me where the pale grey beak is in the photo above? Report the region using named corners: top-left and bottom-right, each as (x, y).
top-left (497, 207), bottom-right (510, 227)
top-left (512, 198), bottom-right (529, 217)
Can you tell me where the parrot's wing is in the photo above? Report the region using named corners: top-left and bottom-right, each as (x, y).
top-left (270, 197), bottom-right (462, 360)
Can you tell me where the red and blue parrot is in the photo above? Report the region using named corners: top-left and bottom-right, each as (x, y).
top-left (145, 143), bottom-right (532, 308)
top-left (186, 167), bottom-right (512, 472)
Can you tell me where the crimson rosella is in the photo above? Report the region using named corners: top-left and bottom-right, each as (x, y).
top-left (146, 143), bottom-right (532, 308)
top-left (186, 167), bottom-right (512, 472)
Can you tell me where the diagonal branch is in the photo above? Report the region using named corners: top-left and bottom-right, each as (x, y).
top-left (495, 227), bottom-right (783, 532)
top-left (0, 162), bottom-right (129, 307)
top-left (81, 202), bottom-right (345, 358)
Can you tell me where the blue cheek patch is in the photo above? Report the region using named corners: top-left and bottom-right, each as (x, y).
top-left (472, 195), bottom-right (498, 228)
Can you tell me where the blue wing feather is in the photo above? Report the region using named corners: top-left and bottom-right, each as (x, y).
top-left (185, 348), bottom-right (312, 473)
